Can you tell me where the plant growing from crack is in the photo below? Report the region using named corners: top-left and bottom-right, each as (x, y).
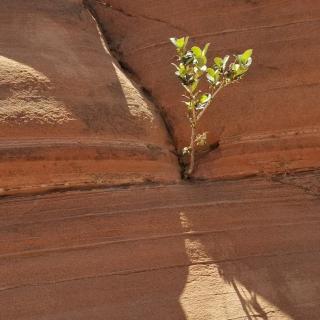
top-left (170, 36), bottom-right (253, 177)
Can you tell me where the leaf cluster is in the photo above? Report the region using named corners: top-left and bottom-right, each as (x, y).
top-left (170, 36), bottom-right (253, 176)
top-left (170, 36), bottom-right (253, 120)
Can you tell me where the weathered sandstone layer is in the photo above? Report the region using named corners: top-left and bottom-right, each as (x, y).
top-left (0, 0), bottom-right (179, 195)
top-left (89, 0), bottom-right (320, 179)
top-left (1, 1), bottom-right (320, 319)
top-left (1, 172), bottom-right (320, 319)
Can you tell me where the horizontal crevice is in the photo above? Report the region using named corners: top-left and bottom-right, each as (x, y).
top-left (1, 249), bottom-right (319, 293)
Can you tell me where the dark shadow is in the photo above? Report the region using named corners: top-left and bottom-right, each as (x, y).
top-left (2, 171), bottom-right (320, 319)
top-left (0, 2), bottom-right (188, 319)
top-left (226, 278), bottom-right (269, 319)
top-left (0, 185), bottom-right (190, 320)
top-left (2, 1), bottom-right (320, 319)
top-left (180, 175), bottom-right (320, 319)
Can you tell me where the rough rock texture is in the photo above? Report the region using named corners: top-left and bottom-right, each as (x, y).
top-left (1, 172), bottom-right (320, 319)
top-left (0, 0), bottom-right (180, 195)
top-left (89, 0), bottom-right (320, 179)
top-left (2, 2), bottom-right (320, 319)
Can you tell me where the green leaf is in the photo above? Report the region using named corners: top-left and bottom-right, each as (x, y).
top-left (199, 93), bottom-right (211, 104)
top-left (190, 80), bottom-right (199, 93)
top-left (232, 64), bottom-right (240, 72)
top-left (242, 49), bottom-right (253, 62)
top-left (170, 36), bottom-right (190, 53)
top-left (207, 67), bottom-right (216, 77)
top-left (196, 94), bottom-right (212, 110)
top-left (206, 68), bottom-right (220, 84)
top-left (176, 37), bottom-right (185, 48)
top-left (222, 55), bottom-right (230, 69)
top-left (176, 64), bottom-right (186, 76)
top-left (236, 66), bottom-right (248, 76)
top-left (231, 63), bottom-right (248, 78)
top-left (196, 55), bottom-right (207, 67)
top-left (214, 57), bottom-right (223, 67)
top-left (191, 46), bottom-right (202, 58)
top-left (202, 43), bottom-right (210, 56)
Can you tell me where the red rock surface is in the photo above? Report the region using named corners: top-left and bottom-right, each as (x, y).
top-left (0, 0), bottom-right (179, 195)
top-left (89, 0), bottom-right (320, 178)
top-left (1, 2), bottom-right (320, 319)
top-left (1, 172), bottom-right (320, 319)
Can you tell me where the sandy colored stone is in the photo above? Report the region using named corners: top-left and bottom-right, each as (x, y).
top-left (0, 0), bottom-right (180, 194)
top-left (0, 172), bottom-right (320, 319)
top-left (89, 0), bottom-right (320, 178)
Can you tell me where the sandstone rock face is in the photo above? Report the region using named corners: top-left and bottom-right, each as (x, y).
top-left (1, 3), bottom-right (320, 319)
top-left (0, 0), bottom-right (179, 194)
top-left (1, 173), bottom-right (320, 319)
top-left (89, 0), bottom-right (320, 179)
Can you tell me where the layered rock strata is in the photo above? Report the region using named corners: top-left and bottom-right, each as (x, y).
top-left (1, 173), bottom-right (320, 319)
top-left (0, 0), bottom-right (180, 195)
top-left (89, 0), bottom-right (320, 178)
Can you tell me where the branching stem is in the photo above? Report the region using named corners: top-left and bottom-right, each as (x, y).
top-left (197, 84), bottom-right (224, 122)
top-left (170, 36), bottom-right (253, 178)
top-left (187, 83), bottom-right (224, 176)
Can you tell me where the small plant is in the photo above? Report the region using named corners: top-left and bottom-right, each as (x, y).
top-left (170, 36), bottom-right (253, 177)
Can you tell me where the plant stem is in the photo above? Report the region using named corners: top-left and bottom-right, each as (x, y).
top-left (197, 84), bottom-right (224, 121)
top-left (187, 108), bottom-right (196, 176)
top-left (187, 125), bottom-right (196, 176)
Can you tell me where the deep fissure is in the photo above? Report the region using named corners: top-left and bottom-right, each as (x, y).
top-left (83, 0), bottom-right (186, 178)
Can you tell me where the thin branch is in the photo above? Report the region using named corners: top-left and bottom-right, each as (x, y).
top-left (196, 84), bottom-right (224, 122)
top-left (187, 107), bottom-right (197, 175)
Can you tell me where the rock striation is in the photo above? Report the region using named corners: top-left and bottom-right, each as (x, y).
top-left (1, 172), bottom-right (320, 319)
top-left (89, 0), bottom-right (320, 179)
top-left (1, 2), bottom-right (320, 319)
top-left (0, 0), bottom-right (180, 195)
